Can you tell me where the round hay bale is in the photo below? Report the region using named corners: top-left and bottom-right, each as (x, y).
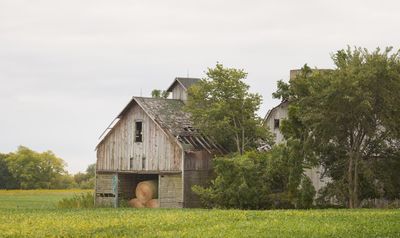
top-left (128, 198), bottom-right (145, 208)
top-left (145, 199), bottom-right (159, 208)
top-left (135, 180), bottom-right (158, 203)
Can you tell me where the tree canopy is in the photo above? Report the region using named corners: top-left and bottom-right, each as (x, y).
top-left (5, 146), bottom-right (67, 189)
top-left (185, 63), bottom-right (272, 154)
top-left (274, 47), bottom-right (400, 208)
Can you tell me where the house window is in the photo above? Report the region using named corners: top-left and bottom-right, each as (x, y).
top-left (274, 119), bottom-right (280, 129)
top-left (135, 121), bottom-right (143, 142)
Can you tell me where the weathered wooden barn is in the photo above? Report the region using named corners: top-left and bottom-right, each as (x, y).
top-left (95, 77), bottom-right (223, 208)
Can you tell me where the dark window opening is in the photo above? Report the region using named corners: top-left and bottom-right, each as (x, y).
top-left (129, 157), bottom-right (134, 169)
top-left (135, 121), bottom-right (143, 142)
top-left (142, 156), bottom-right (146, 169)
top-left (97, 193), bottom-right (115, 197)
top-left (274, 119), bottom-right (280, 129)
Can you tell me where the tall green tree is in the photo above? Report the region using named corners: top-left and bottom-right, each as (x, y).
top-left (0, 153), bottom-right (18, 189)
top-left (274, 47), bottom-right (400, 208)
top-left (186, 63), bottom-right (272, 154)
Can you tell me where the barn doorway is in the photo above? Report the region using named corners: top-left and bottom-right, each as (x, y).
top-left (118, 173), bottom-right (158, 207)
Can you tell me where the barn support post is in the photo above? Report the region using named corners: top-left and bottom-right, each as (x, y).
top-left (93, 169), bottom-right (97, 207)
top-left (112, 173), bottom-right (119, 208)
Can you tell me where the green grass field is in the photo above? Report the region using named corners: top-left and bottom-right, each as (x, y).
top-left (0, 189), bottom-right (92, 209)
top-left (0, 190), bottom-right (399, 237)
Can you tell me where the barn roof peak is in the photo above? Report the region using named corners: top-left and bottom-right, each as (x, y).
top-left (166, 77), bottom-right (201, 92)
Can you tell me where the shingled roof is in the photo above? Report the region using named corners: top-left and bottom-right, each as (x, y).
top-left (135, 97), bottom-right (224, 153)
top-left (166, 77), bottom-right (200, 92)
top-left (134, 97), bottom-right (192, 137)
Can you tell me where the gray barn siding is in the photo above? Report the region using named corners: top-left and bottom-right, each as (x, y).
top-left (183, 151), bottom-right (213, 208)
top-left (159, 173), bottom-right (183, 208)
top-left (96, 103), bottom-right (183, 172)
top-left (95, 173), bottom-right (114, 194)
top-left (95, 173), bottom-right (115, 206)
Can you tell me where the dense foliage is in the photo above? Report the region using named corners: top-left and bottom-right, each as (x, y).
top-left (0, 146), bottom-right (95, 189)
top-left (274, 47), bottom-right (400, 208)
top-left (185, 63), bottom-right (272, 154)
top-left (193, 152), bottom-right (272, 209)
top-left (193, 151), bottom-right (315, 209)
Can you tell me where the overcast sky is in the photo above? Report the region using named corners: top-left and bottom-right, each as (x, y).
top-left (1, 0), bottom-right (399, 173)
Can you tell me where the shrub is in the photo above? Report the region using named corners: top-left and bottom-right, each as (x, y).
top-left (193, 152), bottom-right (272, 210)
top-left (297, 176), bottom-right (316, 209)
top-left (193, 148), bottom-right (317, 210)
top-left (58, 192), bottom-right (94, 208)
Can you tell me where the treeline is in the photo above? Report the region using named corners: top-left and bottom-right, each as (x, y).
top-left (0, 146), bottom-right (95, 189)
top-left (188, 47), bottom-right (400, 209)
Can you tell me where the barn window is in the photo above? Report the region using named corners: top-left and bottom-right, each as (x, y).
top-left (129, 157), bottom-right (134, 169)
top-left (142, 156), bottom-right (146, 169)
top-left (274, 119), bottom-right (280, 129)
top-left (135, 121), bottom-right (143, 142)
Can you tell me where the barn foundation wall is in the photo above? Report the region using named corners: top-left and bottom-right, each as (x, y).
top-left (159, 173), bottom-right (183, 208)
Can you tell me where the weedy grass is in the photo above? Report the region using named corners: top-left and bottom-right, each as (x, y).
top-left (58, 192), bottom-right (95, 208)
top-left (0, 190), bottom-right (399, 237)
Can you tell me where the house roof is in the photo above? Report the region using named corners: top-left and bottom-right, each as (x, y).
top-left (166, 77), bottom-right (201, 92)
top-left (97, 96), bottom-right (225, 154)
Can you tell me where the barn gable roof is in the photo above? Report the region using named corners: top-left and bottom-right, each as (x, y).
top-left (166, 77), bottom-right (201, 92)
top-left (97, 96), bottom-right (224, 154)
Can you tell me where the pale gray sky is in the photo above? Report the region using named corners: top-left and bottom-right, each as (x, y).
top-left (1, 0), bottom-right (399, 173)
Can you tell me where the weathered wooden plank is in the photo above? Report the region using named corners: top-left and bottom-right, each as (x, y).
top-left (96, 173), bottom-right (114, 193)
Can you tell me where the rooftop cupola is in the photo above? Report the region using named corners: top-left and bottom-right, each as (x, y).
top-left (166, 77), bottom-right (200, 101)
